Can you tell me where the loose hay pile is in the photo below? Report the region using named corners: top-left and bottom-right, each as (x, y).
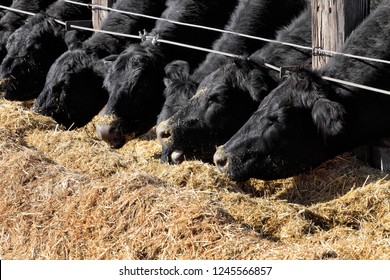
top-left (0, 99), bottom-right (389, 259)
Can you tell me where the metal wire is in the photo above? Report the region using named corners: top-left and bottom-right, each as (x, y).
top-left (0, 2), bottom-right (390, 96)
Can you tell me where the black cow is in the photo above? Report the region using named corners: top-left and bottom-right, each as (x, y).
top-left (96, 0), bottom-right (239, 149)
top-left (157, 0), bottom-right (309, 126)
top-left (33, 0), bottom-right (167, 129)
top-left (0, 1), bottom-right (12, 5)
top-left (0, 0), bottom-right (91, 101)
top-left (157, 6), bottom-right (312, 164)
top-left (0, 1), bottom-right (12, 7)
top-left (0, 1), bottom-right (13, 19)
top-left (214, 1), bottom-right (390, 181)
top-left (371, 0), bottom-right (384, 10)
top-left (0, 0), bottom-right (55, 62)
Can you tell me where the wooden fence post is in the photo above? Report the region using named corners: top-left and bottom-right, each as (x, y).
top-left (92, 0), bottom-right (116, 29)
top-left (312, 0), bottom-right (390, 171)
top-left (311, 0), bottom-right (370, 69)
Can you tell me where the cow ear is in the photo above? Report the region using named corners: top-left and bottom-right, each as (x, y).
top-left (163, 60), bottom-right (190, 87)
top-left (65, 31), bottom-right (81, 50)
top-left (103, 54), bottom-right (119, 63)
top-left (311, 98), bottom-right (345, 138)
top-left (65, 30), bottom-right (91, 50)
top-left (245, 69), bottom-right (270, 102)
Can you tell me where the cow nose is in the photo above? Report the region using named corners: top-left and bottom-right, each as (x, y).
top-left (171, 150), bottom-right (184, 164)
top-left (213, 146), bottom-right (230, 173)
top-left (96, 124), bottom-right (113, 142)
top-left (96, 124), bottom-right (125, 149)
top-left (156, 120), bottom-right (172, 145)
top-left (0, 77), bottom-right (13, 91)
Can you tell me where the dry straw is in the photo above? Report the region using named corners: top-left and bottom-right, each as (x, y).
top-left (0, 99), bottom-right (389, 259)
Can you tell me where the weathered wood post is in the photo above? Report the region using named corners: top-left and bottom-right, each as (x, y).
top-left (311, 0), bottom-right (370, 69)
top-left (312, 0), bottom-right (390, 171)
top-left (92, 0), bottom-right (116, 29)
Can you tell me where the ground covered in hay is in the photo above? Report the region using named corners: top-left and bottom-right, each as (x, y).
top-left (0, 99), bottom-right (389, 260)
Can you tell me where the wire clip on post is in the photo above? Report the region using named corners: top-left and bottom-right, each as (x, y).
top-left (313, 46), bottom-right (333, 58)
top-left (139, 29), bottom-right (147, 42)
top-left (151, 34), bottom-right (160, 46)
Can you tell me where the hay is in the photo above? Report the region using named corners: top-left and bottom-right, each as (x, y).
top-left (0, 99), bottom-right (389, 259)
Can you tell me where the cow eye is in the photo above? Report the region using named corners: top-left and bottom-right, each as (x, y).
top-left (297, 73), bottom-right (306, 81)
top-left (131, 58), bottom-right (140, 66)
top-left (281, 74), bottom-right (289, 81)
top-left (268, 111), bottom-right (287, 125)
top-left (268, 115), bottom-right (279, 124)
top-left (131, 56), bottom-right (144, 67)
top-left (208, 94), bottom-right (225, 104)
top-left (32, 42), bottom-right (41, 50)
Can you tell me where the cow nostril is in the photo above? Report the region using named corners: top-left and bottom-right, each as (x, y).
top-left (0, 77), bottom-right (12, 91)
top-left (160, 130), bottom-right (171, 139)
top-left (96, 124), bottom-right (124, 147)
top-left (213, 148), bottom-right (229, 173)
top-left (96, 124), bottom-right (112, 141)
top-left (156, 121), bottom-right (173, 145)
top-left (171, 150), bottom-right (184, 164)
top-left (215, 157), bottom-right (228, 172)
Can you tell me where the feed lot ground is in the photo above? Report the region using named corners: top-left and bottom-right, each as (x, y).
top-left (0, 98), bottom-right (389, 260)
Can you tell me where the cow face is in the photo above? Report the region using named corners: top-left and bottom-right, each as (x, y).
top-left (0, 16), bottom-right (66, 101)
top-left (214, 68), bottom-right (346, 181)
top-left (96, 44), bottom-right (165, 149)
top-left (156, 59), bottom-right (276, 163)
top-left (33, 49), bottom-right (111, 129)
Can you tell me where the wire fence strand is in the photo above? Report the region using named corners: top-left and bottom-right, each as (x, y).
top-left (0, 4), bottom-right (35, 16)
top-left (63, 0), bottom-right (314, 52)
top-left (63, 0), bottom-right (390, 66)
top-left (0, 2), bottom-right (390, 96)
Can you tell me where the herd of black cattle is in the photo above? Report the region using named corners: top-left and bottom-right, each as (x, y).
top-left (0, 0), bottom-right (389, 181)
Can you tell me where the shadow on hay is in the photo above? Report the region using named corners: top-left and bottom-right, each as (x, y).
top-left (276, 155), bottom-right (389, 206)
top-left (152, 147), bottom-right (388, 205)
top-left (196, 152), bottom-right (389, 208)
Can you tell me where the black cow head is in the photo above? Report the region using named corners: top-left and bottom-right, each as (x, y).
top-left (0, 15), bottom-right (66, 101)
top-left (214, 68), bottom-right (347, 181)
top-left (156, 60), bottom-right (199, 163)
top-left (156, 58), bottom-right (276, 164)
top-left (33, 49), bottom-right (113, 129)
top-left (96, 43), bottom-right (165, 149)
top-left (157, 60), bottom-right (198, 125)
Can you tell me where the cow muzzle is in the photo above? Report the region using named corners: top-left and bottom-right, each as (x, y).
top-left (156, 119), bottom-right (173, 146)
top-left (213, 146), bottom-right (231, 174)
top-left (96, 123), bottom-right (127, 149)
top-left (0, 77), bottom-right (17, 99)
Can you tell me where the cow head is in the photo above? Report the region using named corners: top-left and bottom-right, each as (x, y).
top-left (156, 58), bottom-right (276, 163)
top-left (33, 49), bottom-right (113, 129)
top-left (0, 15), bottom-right (66, 101)
top-left (96, 43), bottom-right (165, 149)
top-left (156, 60), bottom-right (199, 162)
top-left (213, 68), bottom-right (346, 181)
